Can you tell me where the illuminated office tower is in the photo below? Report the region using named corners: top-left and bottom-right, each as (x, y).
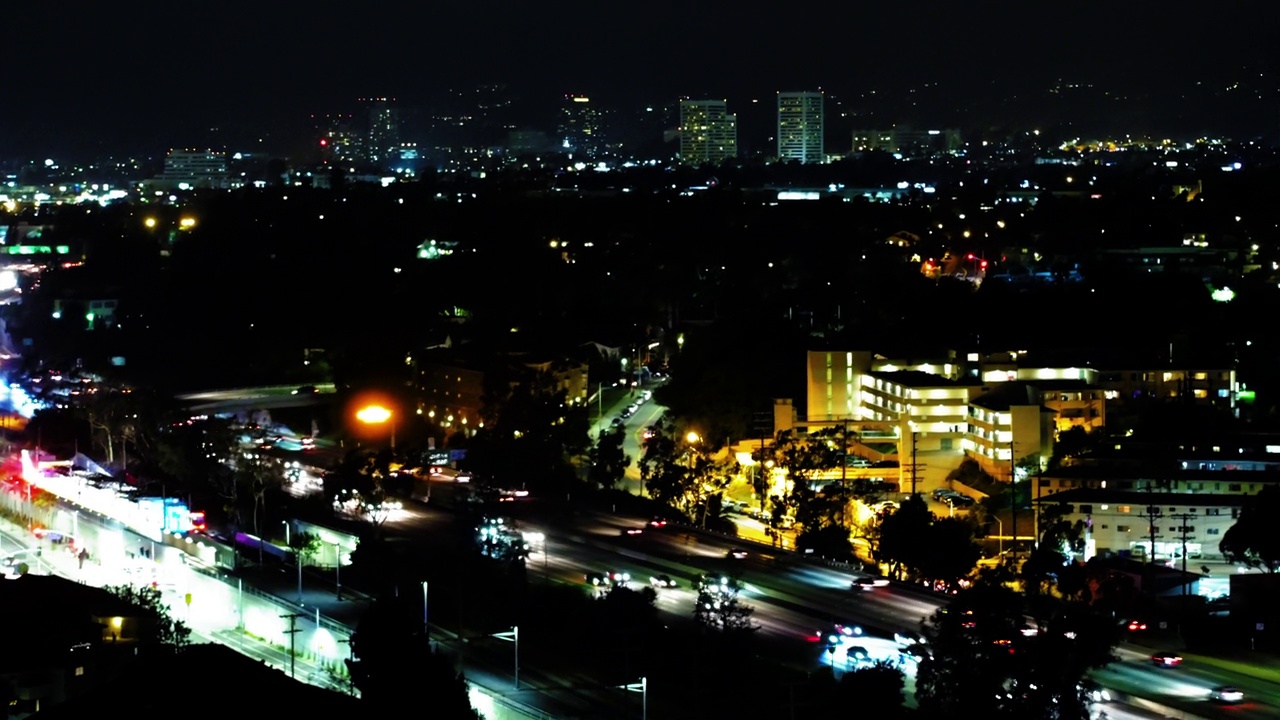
top-left (362, 97), bottom-right (400, 165)
top-left (557, 94), bottom-right (603, 156)
top-left (777, 91), bottom-right (824, 164)
top-left (678, 99), bottom-right (737, 164)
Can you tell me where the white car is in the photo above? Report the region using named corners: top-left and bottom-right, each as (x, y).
top-left (852, 576), bottom-right (890, 591)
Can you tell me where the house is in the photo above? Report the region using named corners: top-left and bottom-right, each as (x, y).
top-left (0, 574), bottom-right (148, 716)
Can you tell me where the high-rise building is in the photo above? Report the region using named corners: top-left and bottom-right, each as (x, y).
top-left (557, 94), bottom-right (604, 157)
top-left (678, 99), bottom-right (737, 165)
top-left (777, 91), bottom-right (824, 164)
top-left (362, 97), bottom-right (400, 166)
top-left (313, 113), bottom-right (362, 166)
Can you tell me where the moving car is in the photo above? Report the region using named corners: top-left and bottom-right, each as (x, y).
top-left (621, 527), bottom-right (644, 536)
top-left (1151, 651), bottom-right (1183, 667)
top-left (1209, 686), bottom-right (1243, 704)
top-left (650, 574), bottom-right (677, 588)
top-left (726, 548), bottom-right (749, 559)
top-left (852, 576), bottom-right (890, 591)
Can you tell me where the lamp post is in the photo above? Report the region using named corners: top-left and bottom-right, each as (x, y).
top-left (993, 515), bottom-right (1004, 558)
top-left (493, 626), bottom-right (519, 690)
top-left (356, 404), bottom-right (395, 452)
top-left (334, 542), bottom-right (342, 601)
top-left (619, 677), bottom-right (647, 720)
top-left (282, 520), bottom-right (291, 547)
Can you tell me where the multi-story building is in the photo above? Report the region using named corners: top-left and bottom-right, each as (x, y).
top-left (1035, 487), bottom-right (1244, 563)
top-left (314, 113), bottom-right (363, 166)
top-left (1097, 367), bottom-right (1238, 413)
top-left (678, 100), bottom-right (737, 165)
top-left (149, 149), bottom-right (228, 190)
top-left (415, 351), bottom-right (590, 436)
top-left (850, 128), bottom-right (961, 156)
top-left (362, 97), bottom-right (400, 166)
top-left (776, 91), bottom-right (823, 164)
top-left (557, 94), bottom-right (604, 157)
top-left (965, 383), bottom-right (1060, 481)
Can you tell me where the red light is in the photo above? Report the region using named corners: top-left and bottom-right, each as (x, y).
top-left (967, 253), bottom-right (975, 260)
top-left (980, 261), bottom-right (988, 268)
top-left (319, 138), bottom-right (329, 147)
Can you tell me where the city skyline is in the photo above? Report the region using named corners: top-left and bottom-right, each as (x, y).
top-left (4, 1), bottom-right (1279, 158)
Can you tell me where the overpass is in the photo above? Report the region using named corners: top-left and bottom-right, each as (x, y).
top-left (176, 383), bottom-right (338, 413)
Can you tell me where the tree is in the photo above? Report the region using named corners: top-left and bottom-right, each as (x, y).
top-left (1220, 484), bottom-right (1280, 572)
top-left (587, 426), bottom-right (629, 489)
top-left (916, 582), bottom-right (1118, 719)
top-left (920, 517), bottom-right (982, 587)
top-left (290, 531), bottom-right (323, 567)
top-left (838, 661), bottom-right (909, 716)
top-left (876, 494), bottom-right (933, 580)
top-left (639, 418), bottom-right (739, 525)
top-left (694, 574), bottom-right (757, 635)
top-left (1023, 502), bottom-right (1090, 597)
top-left (102, 583), bottom-right (191, 650)
top-left (327, 449), bottom-right (395, 533)
top-left (763, 429), bottom-right (842, 533)
top-left (468, 367), bottom-right (590, 493)
top-left (348, 595), bottom-right (482, 718)
top-left (232, 446), bottom-right (286, 562)
top-left (1049, 426), bottom-right (1098, 468)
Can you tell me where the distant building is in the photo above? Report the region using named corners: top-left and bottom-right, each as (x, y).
top-left (851, 128), bottom-right (961, 156)
top-left (314, 112), bottom-right (363, 166)
top-left (148, 149), bottom-right (229, 191)
top-left (507, 129), bottom-right (555, 155)
top-left (557, 94), bottom-right (605, 157)
top-left (415, 350), bottom-right (590, 437)
top-left (1035, 487), bottom-right (1241, 564)
top-left (362, 97), bottom-right (400, 166)
top-left (776, 91), bottom-right (824, 164)
top-left (678, 99), bottom-right (737, 165)
top-left (964, 382), bottom-right (1062, 481)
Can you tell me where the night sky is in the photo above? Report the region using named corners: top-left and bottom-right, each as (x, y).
top-left (5, 1), bottom-right (1278, 157)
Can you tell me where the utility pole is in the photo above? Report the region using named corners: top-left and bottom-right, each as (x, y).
top-left (908, 430), bottom-right (925, 496)
top-left (281, 612), bottom-right (302, 679)
top-left (1171, 512), bottom-right (1196, 596)
top-left (1010, 440), bottom-right (1017, 561)
top-left (1143, 481), bottom-right (1163, 596)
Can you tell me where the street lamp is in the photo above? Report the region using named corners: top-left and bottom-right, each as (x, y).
top-left (281, 520), bottom-right (291, 547)
top-left (493, 626), bottom-right (519, 690)
top-left (356, 404), bottom-right (395, 452)
top-left (993, 515), bottom-right (1004, 558)
top-left (619, 677), bottom-right (647, 720)
top-left (333, 542), bottom-right (342, 601)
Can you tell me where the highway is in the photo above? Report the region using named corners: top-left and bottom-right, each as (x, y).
top-left (501, 503), bottom-right (1275, 720)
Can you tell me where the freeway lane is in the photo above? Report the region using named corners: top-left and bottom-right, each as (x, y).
top-left (1094, 648), bottom-right (1278, 720)
top-left (517, 508), bottom-right (1280, 720)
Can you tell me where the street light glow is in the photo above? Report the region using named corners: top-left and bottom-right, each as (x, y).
top-left (356, 405), bottom-right (392, 424)
top-left (686, 432), bottom-right (700, 444)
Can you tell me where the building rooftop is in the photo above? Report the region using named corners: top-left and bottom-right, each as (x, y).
top-left (969, 382), bottom-right (1058, 412)
top-left (32, 643), bottom-right (361, 717)
top-left (1034, 487), bottom-right (1249, 507)
top-left (866, 370), bottom-right (970, 388)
